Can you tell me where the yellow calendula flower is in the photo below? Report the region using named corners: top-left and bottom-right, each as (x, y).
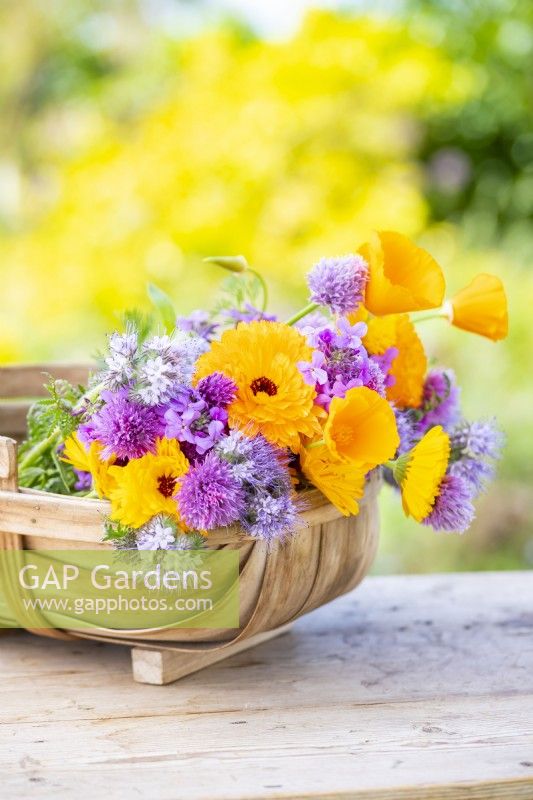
top-left (363, 313), bottom-right (427, 409)
top-left (449, 273), bottom-right (508, 341)
top-left (108, 438), bottom-right (189, 528)
top-left (393, 425), bottom-right (450, 522)
top-left (300, 444), bottom-right (366, 517)
top-left (62, 433), bottom-right (116, 499)
top-left (324, 386), bottom-right (399, 466)
top-left (359, 231), bottom-right (445, 316)
top-left (194, 321), bottom-right (321, 451)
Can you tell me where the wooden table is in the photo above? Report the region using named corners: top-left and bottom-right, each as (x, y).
top-left (1, 572), bottom-right (532, 799)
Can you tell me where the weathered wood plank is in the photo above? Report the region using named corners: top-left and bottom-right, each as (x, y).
top-left (0, 363), bottom-right (91, 399)
top-left (0, 573), bottom-right (531, 718)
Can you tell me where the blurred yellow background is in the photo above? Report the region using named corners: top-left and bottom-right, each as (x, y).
top-left (1, 0), bottom-right (532, 572)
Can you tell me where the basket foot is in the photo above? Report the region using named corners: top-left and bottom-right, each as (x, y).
top-left (131, 624), bottom-right (293, 685)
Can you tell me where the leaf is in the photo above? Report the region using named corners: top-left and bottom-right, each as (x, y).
top-left (147, 283), bottom-right (176, 333)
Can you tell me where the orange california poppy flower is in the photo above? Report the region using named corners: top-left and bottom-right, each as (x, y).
top-left (323, 386), bottom-right (399, 466)
top-left (363, 314), bottom-right (427, 408)
top-left (359, 231), bottom-right (445, 316)
top-left (300, 443), bottom-right (367, 516)
top-left (449, 273), bottom-right (508, 341)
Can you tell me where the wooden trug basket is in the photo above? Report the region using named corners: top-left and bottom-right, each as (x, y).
top-left (0, 364), bottom-right (380, 684)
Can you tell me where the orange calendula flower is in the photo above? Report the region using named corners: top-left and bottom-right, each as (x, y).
top-left (300, 444), bottom-right (366, 516)
top-left (393, 426), bottom-right (450, 522)
top-left (61, 432), bottom-right (116, 499)
top-left (359, 231), bottom-right (445, 316)
top-left (449, 273), bottom-right (508, 341)
top-left (363, 314), bottom-right (427, 408)
top-left (108, 438), bottom-right (189, 528)
top-left (194, 321), bottom-right (321, 451)
top-left (324, 386), bottom-right (399, 466)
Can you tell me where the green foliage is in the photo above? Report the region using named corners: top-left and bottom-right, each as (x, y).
top-left (147, 282), bottom-right (177, 333)
top-left (103, 519), bottom-right (135, 544)
top-left (18, 378), bottom-right (85, 494)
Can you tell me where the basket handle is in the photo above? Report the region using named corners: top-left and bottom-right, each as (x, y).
top-left (0, 436), bottom-right (17, 493)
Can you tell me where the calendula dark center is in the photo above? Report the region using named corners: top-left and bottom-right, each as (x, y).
top-left (157, 474), bottom-right (177, 498)
top-left (250, 376), bottom-right (278, 397)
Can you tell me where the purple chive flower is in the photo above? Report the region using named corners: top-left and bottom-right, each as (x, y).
top-left (225, 304), bottom-right (277, 324)
top-left (417, 369), bottom-right (461, 434)
top-left (177, 310), bottom-right (218, 342)
top-left (178, 452), bottom-right (245, 530)
top-left (307, 254), bottom-right (368, 314)
top-left (197, 372), bottom-right (237, 407)
top-left (240, 491), bottom-right (298, 543)
top-left (89, 389), bottom-right (165, 460)
top-left (422, 475), bottom-right (475, 534)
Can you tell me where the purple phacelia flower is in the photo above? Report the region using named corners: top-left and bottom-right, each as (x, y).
top-left (394, 409), bottom-right (417, 456)
top-left (422, 475), bottom-right (475, 533)
top-left (216, 429), bottom-right (290, 490)
top-left (89, 389), bottom-right (165, 460)
top-left (177, 310), bottom-right (218, 342)
top-left (137, 514), bottom-right (179, 551)
top-left (307, 254), bottom-right (368, 314)
top-left (100, 328), bottom-right (139, 390)
top-left (451, 418), bottom-right (504, 460)
top-left (225, 304), bottom-right (277, 324)
top-left (197, 372), bottom-right (237, 407)
top-left (417, 369), bottom-right (461, 434)
top-left (449, 457), bottom-right (496, 496)
top-left (240, 491), bottom-right (298, 543)
top-left (448, 418), bottom-right (504, 497)
top-left (177, 452), bottom-right (245, 530)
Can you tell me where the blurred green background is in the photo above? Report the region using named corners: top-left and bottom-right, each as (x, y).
top-left (0, 0), bottom-right (532, 573)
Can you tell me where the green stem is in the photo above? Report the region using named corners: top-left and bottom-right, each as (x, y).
top-left (19, 428), bottom-right (60, 472)
top-left (248, 269), bottom-right (269, 312)
top-left (410, 306), bottom-right (450, 324)
top-left (18, 380), bottom-right (105, 473)
top-left (286, 302), bottom-right (319, 327)
top-left (306, 439), bottom-right (326, 450)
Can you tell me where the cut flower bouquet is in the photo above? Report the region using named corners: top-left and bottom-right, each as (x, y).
top-left (18, 231), bottom-right (508, 555)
